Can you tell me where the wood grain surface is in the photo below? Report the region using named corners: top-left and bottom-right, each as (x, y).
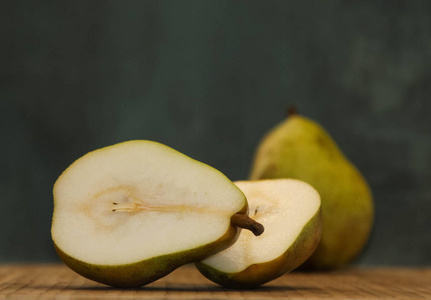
top-left (0, 264), bottom-right (430, 299)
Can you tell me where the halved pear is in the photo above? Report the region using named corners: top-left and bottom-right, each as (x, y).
top-left (51, 140), bottom-right (263, 288)
top-left (196, 179), bottom-right (321, 289)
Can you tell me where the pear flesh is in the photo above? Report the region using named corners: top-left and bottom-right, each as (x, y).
top-left (51, 140), bottom-right (252, 288)
top-left (196, 179), bottom-right (322, 289)
top-left (250, 114), bottom-right (374, 269)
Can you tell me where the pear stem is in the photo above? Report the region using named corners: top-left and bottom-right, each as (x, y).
top-left (286, 105), bottom-right (297, 117)
top-left (231, 213), bottom-right (264, 236)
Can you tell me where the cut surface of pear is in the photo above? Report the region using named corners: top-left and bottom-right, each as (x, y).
top-left (51, 140), bottom-right (258, 288)
top-left (196, 179), bottom-right (321, 289)
top-left (250, 113), bottom-right (374, 269)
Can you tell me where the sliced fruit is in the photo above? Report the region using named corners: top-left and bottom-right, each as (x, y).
top-left (196, 179), bottom-right (321, 289)
top-left (51, 140), bottom-right (262, 288)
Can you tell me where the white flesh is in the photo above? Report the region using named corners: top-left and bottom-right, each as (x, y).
top-left (51, 141), bottom-right (245, 266)
top-left (201, 179), bottom-right (320, 273)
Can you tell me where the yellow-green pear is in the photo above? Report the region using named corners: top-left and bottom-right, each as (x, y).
top-left (250, 112), bottom-right (374, 269)
top-left (196, 179), bottom-right (322, 289)
top-left (51, 140), bottom-right (263, 288)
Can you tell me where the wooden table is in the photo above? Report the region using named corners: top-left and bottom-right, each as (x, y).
top-left (0, 264), bottom-right (429, 299)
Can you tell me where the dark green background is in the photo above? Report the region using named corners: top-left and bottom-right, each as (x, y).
top-left (1, 1), bottom-right (430, 265)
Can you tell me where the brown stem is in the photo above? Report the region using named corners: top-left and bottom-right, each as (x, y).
top-left (231, 213), bottom-right (264, 236)
top-left (286, 105), bottom-right (297, 117)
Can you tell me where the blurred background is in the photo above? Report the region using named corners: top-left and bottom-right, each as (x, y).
top-left (1, 1), bottom-right (430, 266)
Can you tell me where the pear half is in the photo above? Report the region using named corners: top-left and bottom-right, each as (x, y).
top-left (196, 179), bottom-right (321, 289)
top-left (51, 140), bottom-right (263, 288)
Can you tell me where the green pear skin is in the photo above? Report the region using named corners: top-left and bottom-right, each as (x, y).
top-left (54, 214), bottom-right (243, 288)
top-left (196, 209), bottom-right (321, 289)
top-left (249, 114), bottom-right (374, 269)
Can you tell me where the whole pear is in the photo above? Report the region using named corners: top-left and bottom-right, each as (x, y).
top-left (250, 112), bottom-right (374, 269)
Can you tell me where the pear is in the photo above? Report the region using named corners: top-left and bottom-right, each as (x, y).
top-left (51, 140), bottom-right (263, 288)
top-left (196, 179), bottom-right (322, 289)
top-left (249, 112), bottom-right (374, 269)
